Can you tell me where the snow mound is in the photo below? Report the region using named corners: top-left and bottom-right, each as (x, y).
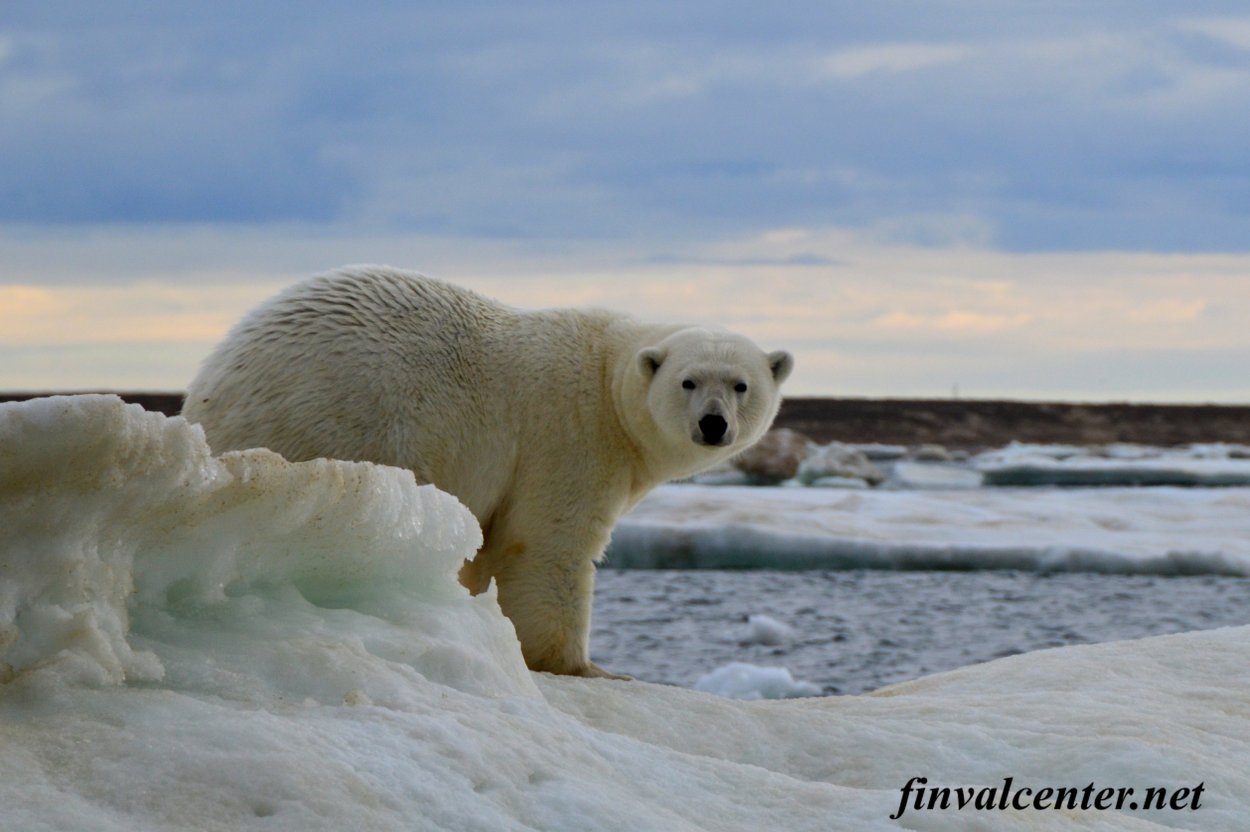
top-left (5, 396), bottom-right (1250, 830)
top-left (694, 662), bottom-right (821, 700)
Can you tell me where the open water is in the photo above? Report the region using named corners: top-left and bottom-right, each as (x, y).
top-left (591, 569), bottom-right (1250, 694)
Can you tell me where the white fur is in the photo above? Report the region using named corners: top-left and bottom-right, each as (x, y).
top-left (183, 266), bottom-right (793, 677)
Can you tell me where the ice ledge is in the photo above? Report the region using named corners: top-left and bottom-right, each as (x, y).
top-left (540, 625), bottom-right (1250, 827)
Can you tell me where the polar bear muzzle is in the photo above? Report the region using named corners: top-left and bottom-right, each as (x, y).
top-left (697, 413), bottom-right (730, 446)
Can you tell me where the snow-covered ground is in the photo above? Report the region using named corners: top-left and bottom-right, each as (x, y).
top-left (3, 396), bottom-right (1248, 830)
top-left (609, 483), bottom-right (1250, 573)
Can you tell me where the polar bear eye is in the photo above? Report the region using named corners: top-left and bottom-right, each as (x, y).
top-left (734, 382), bottom-right (748, 394)
top-left (682, 379), bottom-right (696, 390)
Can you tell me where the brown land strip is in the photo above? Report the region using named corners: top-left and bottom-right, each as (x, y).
top-left (4, 392), bottom-right (1250, 449)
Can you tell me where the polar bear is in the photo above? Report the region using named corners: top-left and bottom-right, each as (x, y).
top-left (183, 266), bottom-right (793, 678)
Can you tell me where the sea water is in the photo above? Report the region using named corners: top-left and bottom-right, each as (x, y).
top-left (592, 569), bottom-right (1250, 694)
top-left (595, 461), bottom-right (1250, 695)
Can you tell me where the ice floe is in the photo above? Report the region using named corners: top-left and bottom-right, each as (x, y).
top-left (608, 483), bottom-right (1250, 573)
top-left (3, 395), bottom-right (1248, 830)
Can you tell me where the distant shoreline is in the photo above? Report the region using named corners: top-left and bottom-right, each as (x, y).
top-left (775, 397), bottom-right (1250, 448)
top-left (5, 391), bottom-right (1250, 449)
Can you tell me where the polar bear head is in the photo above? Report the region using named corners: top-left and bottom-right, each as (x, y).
top-left (635, 328), bottom-right (793, 470)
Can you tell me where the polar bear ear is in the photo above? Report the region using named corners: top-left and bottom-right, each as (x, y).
top-left (768, 350), bottom-right (794, 384)
top-left (637, 347), bottom-right (666, 380)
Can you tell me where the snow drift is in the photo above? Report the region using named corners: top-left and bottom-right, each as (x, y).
top-left (3, 396), bottom-right (1248, 831)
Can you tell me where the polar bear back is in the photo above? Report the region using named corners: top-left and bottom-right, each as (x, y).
top-left (184, 268), bottom-right (627, 519)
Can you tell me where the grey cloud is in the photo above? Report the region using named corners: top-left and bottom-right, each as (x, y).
top-left (2, 2), bottom-right (1249, 250)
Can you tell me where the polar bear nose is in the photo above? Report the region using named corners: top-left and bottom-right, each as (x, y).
top-left (698, 414), bottom-right (728, 445)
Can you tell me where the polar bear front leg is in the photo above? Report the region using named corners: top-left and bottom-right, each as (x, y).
top-left (469, 518), bottom-right (627, 679)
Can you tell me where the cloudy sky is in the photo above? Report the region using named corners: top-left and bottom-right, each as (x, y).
top-left (3, 1), bottom-right (1249, 400)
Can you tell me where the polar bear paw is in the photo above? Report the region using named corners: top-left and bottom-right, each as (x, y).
top-left (572, 662), bottom-right (632, 681)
